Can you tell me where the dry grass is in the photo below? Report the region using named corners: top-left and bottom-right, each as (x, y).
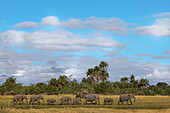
top-left (0, 95), bottom-right (170, 113)
top-left (1, 108), bottom-right (170, 113)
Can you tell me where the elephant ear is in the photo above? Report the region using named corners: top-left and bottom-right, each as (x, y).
top-left (128, 94), bottom-right (132, 98)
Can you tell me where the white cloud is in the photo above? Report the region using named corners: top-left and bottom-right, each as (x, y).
top-left (136, 18), bottom-right (170, 36)
top-left (164, 50), bottom-right (170, 54)
top-left (153, 12), bottom-right (170, 18)
top-left (0, 29), bottom-right (125, 51)
top-left (41, 16), bottom-right (60, 26)
top-left (84, 16), bottom-right (130, 32)
top-left (61, 18), bottom-right (85, 29)
top-left (13, 70), bottom-right (25, 76)
top-left (144, 69), bottom-right (170, 80)
top-left (152, 55), bottom-right (167, 59)
top-left (0, 30), bottom-right (30, 42)
top-left (13, 21), bottom-right (40, 29)
top-left (136, 53), bottom-right (150, 56)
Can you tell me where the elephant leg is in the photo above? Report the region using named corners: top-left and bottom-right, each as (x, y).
top-left (85, 100), bottom-right (87, 105)
top-left (95, 100), bottom-right (97, 105)
top-left (117, 101), bottom-right (120, 105)
top-left (130, 99), bottom-right (132, 105)
top-left (38, 100), bottom-right (40, 105)
top-left (126, 100), bottom-right (128, 105)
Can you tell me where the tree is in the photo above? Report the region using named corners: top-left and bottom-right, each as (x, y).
top-left (58, 75), bottom-right (69, 87)
top-left (129, 75), bottom-right (135, 83)
top-left (86, 68), bottom-right (96, 85)
top-left (99, 61), bottom-right (108, 71)
top-left (48, 78), bottom-right (58, 87)
top-left (121, 77), bottom-right (128, 83)
top-left (99, 61), bottom-right (109, 83)
top-left (100, 71), bottom-right (109, 83)
top-left (157, 82), bottom-right (168, 89)
top-left (93, 66), bottom-right (101, 84)
top-left (139, 79), bottom-right (149, 89)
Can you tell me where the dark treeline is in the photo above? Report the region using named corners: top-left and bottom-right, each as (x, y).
top-left (0, 61), bottom-right (170, 96)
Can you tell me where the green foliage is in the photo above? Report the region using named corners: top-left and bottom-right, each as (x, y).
top-left (94, 82), bottom-right (114, 94)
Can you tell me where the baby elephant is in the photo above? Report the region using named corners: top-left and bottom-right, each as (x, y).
top-left (73, 97), bottom-right (81, 105)
top-left (47, 99), bottom-right (56, 105)
top-left (103, 98), bottom-right (114, 105)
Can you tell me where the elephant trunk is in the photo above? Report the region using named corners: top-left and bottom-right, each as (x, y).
top-left (133, 96), bottom-right (136, 102)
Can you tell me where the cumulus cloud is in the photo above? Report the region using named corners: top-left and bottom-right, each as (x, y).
top-left (136, 18), bottom-right (170, 36)
top-left (61, 18), bottom-right (85, 29)
top-left (84, 17), bottom-right (130, 31)
top-left (144, 69), bottom-right (170, 81)
top-left (164, 50), bottom-right (170, 54)
top-left (0, 30), bottom-right (29, 42)
top-left (41, 16), bottom-right (60, 26)
top-left (152, 55), bottom-right (167, 59)
top-left (0, 29), bottom-right (125, 51)
top-left (13, 21), bottom-right (40, 29)
top-left (60, 16), bottom-right (135, 34)
top-left (136, 53), bottom-right (150, 56)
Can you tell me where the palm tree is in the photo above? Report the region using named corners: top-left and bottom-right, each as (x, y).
top-left (129, 75), bottom-right (135, 83)
top-left (121, 77), bottom-right (128, 83)
top-left (139, 78), bottom-right (149, 89)
top-left (99, 61), bottom-right (108, 71)
top-left (58, 75), bottom-right (69, 87)
top-left (99, 61), bottom-right (109, 83)
top-left (48, 78), bottom-right (58, 87)
top-left (139, 79), bottom-right (149, 86)
top-left (86, 68), bottom-right (96, 85)
top-left (93, 66), bottom-right (101, 84)
top-left (100, 71), bottom-right (109, 83)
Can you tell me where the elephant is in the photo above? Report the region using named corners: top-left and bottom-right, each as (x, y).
top-left (12, 94), bottom-right (28, 105)
top-left (47, 99), bottom-right (56, 105)
top-left (73, 97), bottom-right (81, 105)
top-left (84, 94), bottom-right (100, 105)
top-left (60, 96), bottom-right (72, 105)
top-left (103, 98), bottom-right (113, 105)
top-left (118, 94), bottom-right (136, 105)
top-left (29, 95), bottom-right (45, 105)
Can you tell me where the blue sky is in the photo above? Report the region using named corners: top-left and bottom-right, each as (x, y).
top-left (0, 0), bottom-right (170, 85)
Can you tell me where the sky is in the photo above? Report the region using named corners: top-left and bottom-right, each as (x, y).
top-left (0, 0), bottom-right (170, 85)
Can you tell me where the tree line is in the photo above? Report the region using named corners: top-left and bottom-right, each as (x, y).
top-left (0, 61), bottom-right (170, 96)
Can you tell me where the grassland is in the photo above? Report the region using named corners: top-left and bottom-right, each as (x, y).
top-left (0, 95), bottom-right (170, 113)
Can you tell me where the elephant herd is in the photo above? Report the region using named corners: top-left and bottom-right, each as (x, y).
top-left (12, 94), bottom-right (136, 105)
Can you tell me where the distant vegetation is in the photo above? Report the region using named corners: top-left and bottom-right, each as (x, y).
top-left (0, 61), bottom-right (170, 96)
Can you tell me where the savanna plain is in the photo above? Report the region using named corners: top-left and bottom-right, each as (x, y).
top-left (0, 95), bottom-right (170, 113)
